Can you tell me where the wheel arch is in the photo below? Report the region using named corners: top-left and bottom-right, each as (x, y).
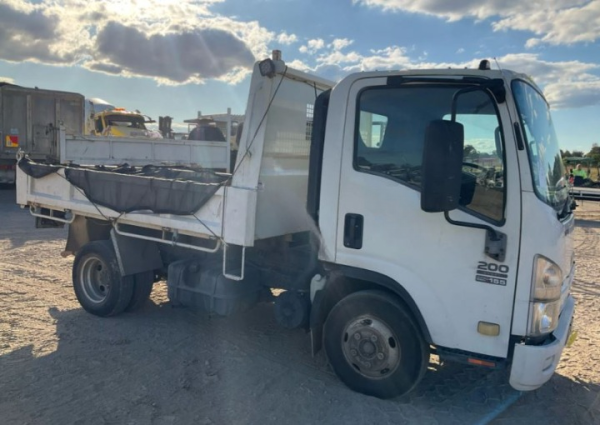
top-left (65, 215), bottom-right (112, 256)
top-left (310, 265), bottom-right (432, 356)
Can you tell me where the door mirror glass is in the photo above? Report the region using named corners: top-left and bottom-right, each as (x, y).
top-left (421, 120), bottom-right (465, 213)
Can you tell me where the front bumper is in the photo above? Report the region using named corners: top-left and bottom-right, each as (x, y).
top-left (509, 294), bottom-right (575, 391)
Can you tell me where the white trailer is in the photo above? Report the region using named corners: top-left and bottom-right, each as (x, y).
top-left (17, 54), bottom-right (576, 399)
top-left (570, 186), bottom-right (600, 202)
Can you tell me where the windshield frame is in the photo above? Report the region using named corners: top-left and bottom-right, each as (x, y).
top-left (511, 78), bottom-right (568, 214)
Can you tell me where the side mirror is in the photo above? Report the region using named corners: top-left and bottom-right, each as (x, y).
top-left (421, 120), bottom-right (465, 213)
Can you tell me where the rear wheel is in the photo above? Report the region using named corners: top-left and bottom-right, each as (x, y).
top-left (72, 240), bottom-right (134, 317)
top-left (126, 270), bottom-right (154, 312)
top-left (323, 290), bottom-right (429, 399)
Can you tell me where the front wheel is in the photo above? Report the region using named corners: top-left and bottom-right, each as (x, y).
top-left (323, 290), bottom-right (429, 399)
top-left (72, 240), bottom-right (134, 317)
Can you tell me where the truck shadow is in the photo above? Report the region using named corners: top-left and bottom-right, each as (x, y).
top-left (575, 219), bottom-right (600, 229)
top-left (0, 298), bottom-right (597, 425)
top-left (0, 188), bottom-right (66, 249)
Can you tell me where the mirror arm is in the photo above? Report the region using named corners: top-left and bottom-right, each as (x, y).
top-left (443, 210), bottom-right (496, 236)
top-left (444, 211), bottom-right (507, 262)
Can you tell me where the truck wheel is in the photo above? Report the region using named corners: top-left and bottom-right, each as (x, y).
top-left (323, 290), bottom-right (429, 399)
top-left (126, 271), bottom-right (154, 312)
top-left (72, 240), bottom-right (134, 317)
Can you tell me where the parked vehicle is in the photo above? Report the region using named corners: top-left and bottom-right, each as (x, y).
top-left (84, 97), bottom-right (114, 134)
top-left (0, 83), bottom-right (84, 183)
top-left (16, 53), bottom-right (576, 399)
top-left (88, 107), bottom-right (162, 139)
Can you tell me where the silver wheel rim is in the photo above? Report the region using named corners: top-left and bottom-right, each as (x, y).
top-left (341, 314), bottom-right (401, 379)
top-left (80, 256), bottom-right (111, 304)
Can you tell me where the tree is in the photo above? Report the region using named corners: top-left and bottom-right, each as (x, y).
top-left (571, 150), bottom-right (585, 158)
top-left (463, 145), bottom-right (478, 159)
top-left (586, 144), bottom-right (600, 169)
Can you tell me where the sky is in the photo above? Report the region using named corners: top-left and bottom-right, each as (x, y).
top-left (0, 0), bottom-right (599, 152)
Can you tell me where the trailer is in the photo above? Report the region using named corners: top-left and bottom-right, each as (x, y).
top-left (0, 83), bottom-right (84, 183)
top-left (17, 54), bottom-right (576, 399)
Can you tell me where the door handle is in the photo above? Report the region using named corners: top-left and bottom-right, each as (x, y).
top-left (344, 213), bottom-right (364, 249)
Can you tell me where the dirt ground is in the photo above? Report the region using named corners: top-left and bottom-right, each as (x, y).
top-left (0, 187), bottom-right (598, 425)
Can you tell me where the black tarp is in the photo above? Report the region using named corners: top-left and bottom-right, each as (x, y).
top-left (18, 158), bottom-right (62, 178)
top-left (19, 157), bottom-right (228, 215)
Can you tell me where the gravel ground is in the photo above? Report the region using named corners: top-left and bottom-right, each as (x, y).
top-left (0, 187), bottom-right (598, 425)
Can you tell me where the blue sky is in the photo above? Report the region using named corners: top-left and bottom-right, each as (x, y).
top-left (1, 0), bottom-right (599, 152)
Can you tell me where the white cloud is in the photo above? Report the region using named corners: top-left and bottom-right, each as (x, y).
top-left (341, 46), bottom-right (412, 72)
top-left (331, 38), bottom-right (354, 50)
top-left (300, 38), bottom-right (326, 54)
top-left (277, 32), bottom-right (298, 45)
top-left (493, 1), bottom-right (600, 46)
top-left (0, 76), bottom-right (16, 84)
top-left (456, 48), bottom-right (465, 54)
top-left (286, 59), bottom-right (312, 72)
top-left (354, 0), bottom-right (600, 46)
top-left (488, 53), bottom-right (600, 109)
top-left (0, 0), bottom-right (77, 64)
top-left (0, 0), bottom-right (276, 85)
top-left (89, 22), bottom-right (255, 84)
top-left (294, 39), bottom-right (600, 110)
top-left (545, 81), bottom-right (600, 109)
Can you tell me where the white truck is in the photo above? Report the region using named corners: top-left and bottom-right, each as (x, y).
top-left (16, 53), bottom-right (576, 399)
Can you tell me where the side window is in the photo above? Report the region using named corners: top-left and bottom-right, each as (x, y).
top-left (355, 86), bottom-right (506, 223)
top-left (355, 88), bottom-right (424, 186)
top-left (450, 110), bottom-right (505, 222)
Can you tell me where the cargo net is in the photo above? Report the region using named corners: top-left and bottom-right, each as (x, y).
top-left (18, 156), bottom-right (228, 215)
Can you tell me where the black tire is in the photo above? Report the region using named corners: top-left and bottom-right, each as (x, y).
top-left (72, 240), bottom-right (134, 317)
top-left (323, 290), bottom-right (429, 399)
top-left (126, 270), bottom-right (154, 312)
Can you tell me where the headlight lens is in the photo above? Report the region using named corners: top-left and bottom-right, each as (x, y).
top-left (528, 300), bottom-right (561, 336)
top-left (532, 255), bottom-right (562, 301)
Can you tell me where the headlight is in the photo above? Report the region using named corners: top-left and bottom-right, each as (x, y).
top-left (532, 255), bottom-right (562, 301)
top-left (528, 300), bottom-right (561, 336)
top-left (528, 256), bottom-right (563, 337)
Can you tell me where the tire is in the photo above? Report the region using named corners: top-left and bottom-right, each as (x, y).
top-left (323, 290), bottom-right (429, 399)
top-left (72, 240), bottom-right (134, 317)
top-left (126, 270), bottom-right (154, 312)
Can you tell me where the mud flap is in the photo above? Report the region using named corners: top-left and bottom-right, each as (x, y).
top-left (310, 289), bottom-right (326, 356)
top-left (110, 229), bottom-right (163, 277)
top-left (64, 216), bottom-right (111, 256)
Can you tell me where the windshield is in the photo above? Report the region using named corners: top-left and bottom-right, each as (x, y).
top-left (512, 80), bottom-right (568, 213)
top-left (105, 115), bottom-right (147, 129)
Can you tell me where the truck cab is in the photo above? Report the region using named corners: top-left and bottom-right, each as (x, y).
top-left (91, 108), bottom-right (162, 139)
top-left (307, 61), bottom-right (575, 396)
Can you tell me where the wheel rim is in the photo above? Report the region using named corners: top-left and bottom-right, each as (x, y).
top-left (80, 256), bottom-right (111, 304)
top-left (341, 314), bottom-right (401, 379)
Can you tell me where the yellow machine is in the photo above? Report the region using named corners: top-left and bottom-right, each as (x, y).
top-left (91, 108), bottom-right (162, 139)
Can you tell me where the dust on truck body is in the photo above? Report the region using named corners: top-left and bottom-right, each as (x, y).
top-left (0, 83), bottom-right (84, 183)
top-left (16, 55), bottom-right (576, 398)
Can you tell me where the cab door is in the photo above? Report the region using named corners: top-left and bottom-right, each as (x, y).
top-left (334, 77), bottom-right (522, 358)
